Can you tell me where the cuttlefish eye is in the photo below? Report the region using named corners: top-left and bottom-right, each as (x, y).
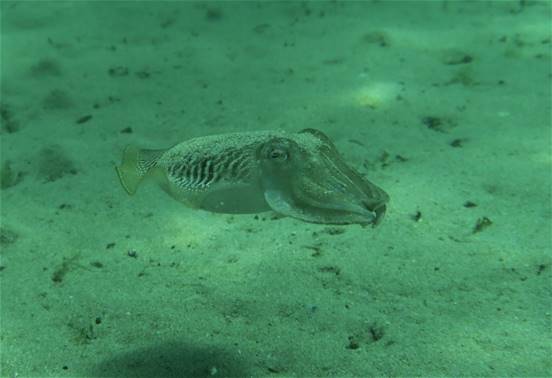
top-left (260, 141), bottom-right (291, 163)
top-left (268, 147), bottom-right (288, 161)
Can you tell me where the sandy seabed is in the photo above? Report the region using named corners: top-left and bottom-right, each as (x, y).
top-left (1, 1), bottom-right (551, 377)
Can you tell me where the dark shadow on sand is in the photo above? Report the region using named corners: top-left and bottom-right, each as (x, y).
top-left (92, 341), bottom-right (249, 378)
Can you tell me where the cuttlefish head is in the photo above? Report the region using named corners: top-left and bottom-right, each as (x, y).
top-left (257, 128), bottom-right (389, 226)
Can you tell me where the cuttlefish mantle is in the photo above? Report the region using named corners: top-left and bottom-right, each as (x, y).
top-left (116, 128), bottom-right (389, 226)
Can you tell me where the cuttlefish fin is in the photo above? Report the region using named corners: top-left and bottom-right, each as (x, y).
top-left (116, 146), bottom-right (166, 195)
top-left (264, 189), bottom-right (295, 215)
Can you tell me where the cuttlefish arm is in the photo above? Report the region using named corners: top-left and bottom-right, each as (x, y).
top-left (115, 129), bottom-right (389, 226)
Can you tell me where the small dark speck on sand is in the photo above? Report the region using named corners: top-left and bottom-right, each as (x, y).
top-left (120, 127), bottom-right (133, 134)
top-left (473, 216), bottom-right (492, 233)
top-left (205, 8), bottom-right (222, 21)
top-left (76, 115), bottom-right (92, 124)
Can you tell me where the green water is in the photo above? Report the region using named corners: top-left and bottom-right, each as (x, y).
top-left (1, 1), bottom-right (551, 377)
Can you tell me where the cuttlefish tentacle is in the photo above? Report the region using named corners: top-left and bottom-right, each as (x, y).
top-left (316, 136), bottom-right (389, 224)
top-left (116, 129), bottom-right (389, 226)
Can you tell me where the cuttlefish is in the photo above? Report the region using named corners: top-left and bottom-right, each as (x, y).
top-left (116, 128), bottom-right (389, 226)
